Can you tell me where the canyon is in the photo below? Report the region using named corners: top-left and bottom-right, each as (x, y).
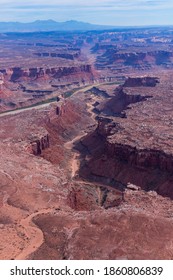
top-left (77, 75), bottom-right (173, 200)
top-left (1, 27), bottom-right (173, 260)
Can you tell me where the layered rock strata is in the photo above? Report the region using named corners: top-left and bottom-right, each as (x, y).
top-left (0, 65), bottom-right (93, 82)
top-left (124, 76), bottom-right (159, 87)
top-left (28, 134), bottom-right (50, 156)
top-left (78, 75), bottom-right (173, 199)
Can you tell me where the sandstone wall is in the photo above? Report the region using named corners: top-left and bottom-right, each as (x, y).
top-left (124, 76), bottom-right (159, 87)
top-left (34, 51), bottom-right (80, 60)
top-left (0, 65), bottom-right (93, 82)
top-left (27, 134), bottom-right (50, 156)
top-left (105, 141), bottom-right (173, 173)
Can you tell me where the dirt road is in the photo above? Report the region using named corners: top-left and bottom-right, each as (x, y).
top-left (0, 83), bottom-right (101, 118)
top-left (15, 209), bottom-right (53, 260)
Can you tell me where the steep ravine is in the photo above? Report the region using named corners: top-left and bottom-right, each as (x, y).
top-left (77, 118), bottom-right (173, 199)
top-left (79, 134), bottom-right (173, 199)
top-left (16, 77), bottom-right (172, 259)
top-left (73, 78), bottom-right (173, 200)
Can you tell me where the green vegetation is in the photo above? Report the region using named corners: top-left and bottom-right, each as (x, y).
top-left (0, 97), bottom-right (57, 115)
top-left (63, 85), bottom-right (87, 98)
top-left (0, 80), bottom-right (122, 116)
top-left (63, 89), bottom-right (77, 98)
top-left (103, 81), bottom-right (122, 85)
top-left (29, 97), bottom-right (57, 107)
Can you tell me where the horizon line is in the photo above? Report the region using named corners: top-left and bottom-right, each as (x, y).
top-left (0, 19), bottom-right (172, 28)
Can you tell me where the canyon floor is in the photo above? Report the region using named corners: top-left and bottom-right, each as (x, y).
top-left (1, 28), bottom-right (173, 260)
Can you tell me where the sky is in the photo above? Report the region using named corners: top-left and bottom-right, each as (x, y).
top-left (0, 0), bottom-right (173, 26)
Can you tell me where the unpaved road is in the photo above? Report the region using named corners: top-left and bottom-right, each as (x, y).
top-left (2, 186), bottom-right (54, 260)
top-left (0, 102), bottom-right (56, 118)
top-left (0, 82), bottom-right (107, 259)
top-left (64, 133), bottom-right (86, 178)
top-left (15, 106), bottom-right (94, 260)
top-left (15, 209), bottom-right (53, 260)
top-left (15, 89), bottom-right (97, 259)
top-left (0, 83), bottom-right (101, 118)
top-left (64, 95), bottom-right (97, 179)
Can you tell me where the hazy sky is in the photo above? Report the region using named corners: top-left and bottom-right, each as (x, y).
top-left (0, 0), bottom-right (173, 26)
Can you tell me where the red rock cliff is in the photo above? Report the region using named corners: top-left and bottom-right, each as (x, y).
top-left (0, 65), bottom-right (93, 82)
top-left (124, 76), bottom-right (159, 87)
top-left (26, 134), bottom-right (50, 156)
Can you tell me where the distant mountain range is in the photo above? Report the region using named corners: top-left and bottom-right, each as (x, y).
top-left (0, 20), bottom-right (115, 32)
